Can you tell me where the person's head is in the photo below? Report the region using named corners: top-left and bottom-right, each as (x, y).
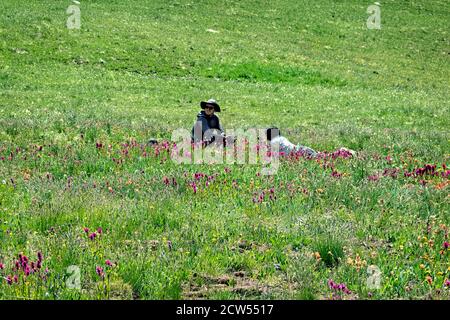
top-left (204, 104), bottom-right (215, 116)
top-left (266, 127), bottom-right (280, 141)
top-left (200, 99), bottom-right (221, 116)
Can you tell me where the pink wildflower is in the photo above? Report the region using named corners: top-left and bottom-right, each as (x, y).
top-left (96, 266), bottom-right (104, 278)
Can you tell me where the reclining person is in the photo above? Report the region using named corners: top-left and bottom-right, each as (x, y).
top-left (266, 127), bottom-right (318, 158)
top-left (266, 127), bottom-right (356, 158)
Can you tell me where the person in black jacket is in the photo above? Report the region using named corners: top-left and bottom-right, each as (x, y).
top-left (191, 99), bottom-right (226, 146)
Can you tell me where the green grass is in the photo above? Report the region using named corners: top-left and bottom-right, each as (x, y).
top-left (0, 0), bottom-right (449, 300)
top-left (313, 236), bottom-right (345, 268)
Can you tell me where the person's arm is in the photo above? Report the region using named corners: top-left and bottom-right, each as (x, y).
top-left (217, 116), bottom-right (224, 134)
top-left (192, 116), bottom-right (211, 143)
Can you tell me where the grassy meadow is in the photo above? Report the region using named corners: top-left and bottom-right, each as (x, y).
top-left (0, 0), bottom-right (449, 299)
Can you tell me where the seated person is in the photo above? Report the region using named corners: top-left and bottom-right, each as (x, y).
top-left (192, 99), bottom-right (228, 146)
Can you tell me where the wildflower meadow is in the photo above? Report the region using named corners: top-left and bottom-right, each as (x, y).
top-left (0, 0), bottom-right (449, 300)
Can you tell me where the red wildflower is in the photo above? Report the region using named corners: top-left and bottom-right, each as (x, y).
top-left (96, 266), bottom-right (104, 278)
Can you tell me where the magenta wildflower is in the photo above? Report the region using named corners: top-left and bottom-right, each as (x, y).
top-left (89, 232), bottom-right (97, 240)
top-left (96, 266), bottom-right (104, 278)
top-left (328, 279), bottom-right (351, 297)
top-left (37, 251), bottom-right (43, 262)
top-left (0, 263), bottom-right (4, 270)
top-left (444, 279), bottom-right (450, 287)
top-left (444, 242), bottom-right (449, 249)
top-left (97, 227), bottom-right (103, 235)
top-left (6, 275), bottom-right (12, 285)
top-left (328, 279), bottom-right (337, 290)
top-left (331, 170), bottom-right (342, 178)
top-left (13, 275), bottom-right (18, 283)
top-left (190, 182), bottom-right (197, 194)
top-left (328, 279), bottom-right (334, 288)
top-left (83, 227), bottom-right (89, 233)
top-left (105, 260), bottom-right (113, 267)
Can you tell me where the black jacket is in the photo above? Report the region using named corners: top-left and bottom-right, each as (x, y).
top-left (191, 111), bottom-right (224, 143)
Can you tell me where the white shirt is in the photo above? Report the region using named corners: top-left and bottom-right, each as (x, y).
top-left (270, 136), bottom-right (296, 154)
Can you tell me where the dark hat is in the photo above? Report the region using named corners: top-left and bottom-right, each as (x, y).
top-left (200, 99), bottom-right (221, 112)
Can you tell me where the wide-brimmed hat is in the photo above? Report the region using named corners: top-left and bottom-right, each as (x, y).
top-left (200, 99), bottom-right (221, 112)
